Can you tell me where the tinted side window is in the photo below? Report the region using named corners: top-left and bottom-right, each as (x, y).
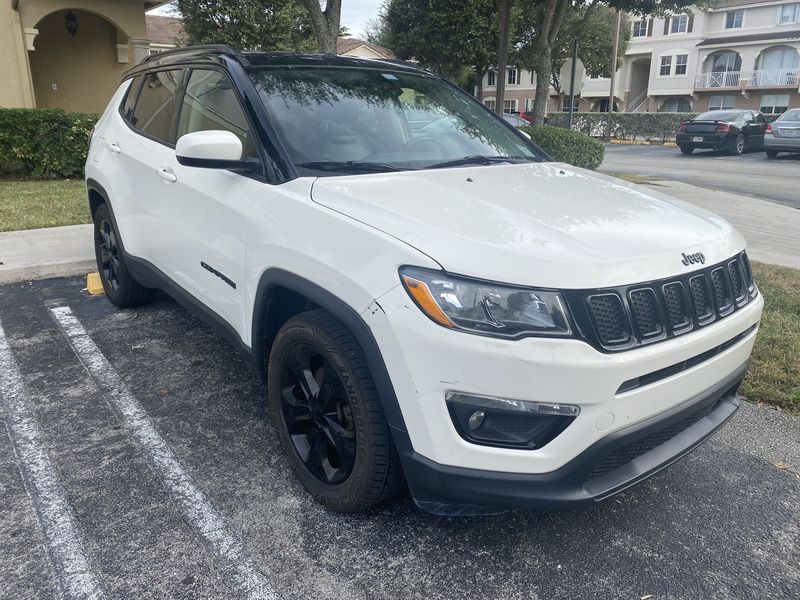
top-left (177, 69), bottom-right (256, 157)
top-left (131, 69), bottom-right (183, 144)
top-left (121, 76), bottom-right (142, 119)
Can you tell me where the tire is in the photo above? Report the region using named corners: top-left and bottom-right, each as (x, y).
top-left (729, 133), bottom-right (745, 156)
top-left (766, 150), bottom-right (779, 159)
top-left (93, 203), bottom-right (151, 307)
top-left (679, 145), bottom-right (694, 155)
top-left (268, 309), bottom-right (404, 511)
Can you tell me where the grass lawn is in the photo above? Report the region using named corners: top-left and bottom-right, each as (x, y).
top-left (0, 179), bottom-right (89, 233)
top-left (742, 262), bottom-right (800, 414)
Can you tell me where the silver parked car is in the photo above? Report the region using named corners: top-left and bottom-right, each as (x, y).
top-left (765, 109), bottom-right (800, 158)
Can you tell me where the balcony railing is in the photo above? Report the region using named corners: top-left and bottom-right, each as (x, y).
top-left (695, 69), bottom-right (800, 89)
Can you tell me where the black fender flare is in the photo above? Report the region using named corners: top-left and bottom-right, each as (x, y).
top-left (252, 268), bottom-right (409, 434)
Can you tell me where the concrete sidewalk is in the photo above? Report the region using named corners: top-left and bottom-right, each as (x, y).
top-left (644, 180), bottom-right (800, 269)
top-left (0, 179), bottom-right (798, 285)
top-left (0, 224), bottom-right (94, 285)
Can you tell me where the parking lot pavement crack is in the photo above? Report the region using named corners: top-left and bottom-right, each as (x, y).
top-left (47, 302), bottom-right (282, 600)
top-left (0, 315), bottom-right (106, 600)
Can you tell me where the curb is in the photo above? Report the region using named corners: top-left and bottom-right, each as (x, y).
top-left (609, 140), bottom-right (677, 147)
top-left (0, 260), bottom-right (96, 286)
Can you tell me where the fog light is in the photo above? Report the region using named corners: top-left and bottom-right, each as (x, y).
top-left (467, 410), bottom-right (486, 431)
top-left (446, 391), bottom-right (579, 450)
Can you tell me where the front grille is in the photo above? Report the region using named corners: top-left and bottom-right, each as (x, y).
top-left (586, 396), bottom-right (725, 481)
top-left (571, 252), bottom-right (757, 352)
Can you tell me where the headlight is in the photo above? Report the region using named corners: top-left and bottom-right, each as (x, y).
top-left (399, 266), bottom-right (572, 338)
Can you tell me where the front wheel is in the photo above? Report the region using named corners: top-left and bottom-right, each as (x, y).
top-left (679, 145), bottom-right (694, 155)
top-left (93, 203), bottom-right (151, 307)
top-left (267, 309), bottom-right (404, 511)
top-left (729, 133), bottom-right (745, 156)
top-left (766, 150), bottom-right (779, 159)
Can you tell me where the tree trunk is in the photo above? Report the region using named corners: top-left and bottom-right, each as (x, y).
top-left (301, 0), bottom-right (342, 54)
top-left (531, 47), bottom-right (552, 125)
top-left (476, 68), bottom-right (485, 100)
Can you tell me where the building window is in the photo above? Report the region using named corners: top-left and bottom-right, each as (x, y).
top-left (662, 98), bottom-right (692, 112)
top-left (633, 20), bottom-right (648, 37)
top-left (484, 99), bottom-right (496, 110)
top-left (561, 96), bottom-right (579, 112)
top-left (725, 10), bottom-right (744, 29)
top-left (760, 94), bottom-right (790, 114)
top-left (507, 68), bottom-right (518, 85)
top-left (675, 54), bottom-right (688, 75)
top-left (779, 3), bottom-right (799, 24)
top-left (671, 14), bottom-right (689, 33)
top-left (503, 99), bottom-right (517, 114)
top-left (659, 56), bottom-right (673, 76)
top-left (487, 71), bottom-right (496, 86)
top-left (709, 95), bottom-right (735, 110)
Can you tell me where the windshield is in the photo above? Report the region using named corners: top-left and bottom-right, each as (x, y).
top-left (248, 67), bottom-right (540, 174)
top-left (695, 111), bottom-right (744, 122)
top-left (777, 109), bottom-right (800, 121)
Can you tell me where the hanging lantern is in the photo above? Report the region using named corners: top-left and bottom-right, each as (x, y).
top-left (65, 10), bottom-right (78, 37)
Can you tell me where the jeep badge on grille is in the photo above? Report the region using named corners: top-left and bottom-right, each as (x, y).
top-left (681, 252), bottom-right (706, 266)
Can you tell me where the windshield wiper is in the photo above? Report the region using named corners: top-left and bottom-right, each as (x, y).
top-left (425, 155), bottom-right (535, 169)
top-left (296, 161), bottom-right (407, 173)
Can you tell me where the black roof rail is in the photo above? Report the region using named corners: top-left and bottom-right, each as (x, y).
top-left (143, 44), bottom-right (250, 66)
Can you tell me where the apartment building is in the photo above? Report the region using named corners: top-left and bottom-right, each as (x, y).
top-left (480, 0), bottom-right (800, 116)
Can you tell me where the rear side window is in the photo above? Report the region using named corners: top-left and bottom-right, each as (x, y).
top-left (177, 69), bottom-right (257, 158)
top-left (120, 76), bottom-right (142, 119)
top-left (130, 69), bottom-right (183, 144)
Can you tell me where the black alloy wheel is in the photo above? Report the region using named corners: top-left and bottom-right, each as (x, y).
top-left (279, 342), bottom-right (357, 485)
top-left (267, 310), bottom-right (404, 511)
top-left (98, 218), bottom-right (121, 292)
top-left (730, 133), bottom-right (746, 156)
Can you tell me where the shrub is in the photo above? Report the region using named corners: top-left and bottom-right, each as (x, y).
top-left (522, 124), bottom-right (605, 170)
top-left (543, 112), bottom-right (698, 142)
top-left (0, 108), bottom-right (98, 178)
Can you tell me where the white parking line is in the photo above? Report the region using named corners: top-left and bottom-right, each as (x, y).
top-left (0, 317), bottom-right (106, 600)
top-left (48, 303), bottom-right (281, 600)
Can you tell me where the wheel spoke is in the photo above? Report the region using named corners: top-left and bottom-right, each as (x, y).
top-left (320, 413), bottom-right (355, 475)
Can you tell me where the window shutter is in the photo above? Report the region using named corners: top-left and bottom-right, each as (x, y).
top-left (647, 18), bottom-right (653, 37)
top-left (687, 13), bottom-right (694, 33)
top-left (663, 17), bottom-right (670, 35)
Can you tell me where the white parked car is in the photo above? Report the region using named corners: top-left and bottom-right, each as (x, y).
top-left (86, 46), bottom-right (763, 515)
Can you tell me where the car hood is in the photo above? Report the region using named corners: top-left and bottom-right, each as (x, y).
top-left (310, 163), bottom-right (746, 288)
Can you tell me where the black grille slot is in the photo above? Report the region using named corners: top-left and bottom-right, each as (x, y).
top-left (689, 275), bottom-right (714, 323)
top-left (711, 267), bottom-right (733, 314)
top-left (741, 252), bottom-right (755, 294)
top-left (587, 294), bottom-right (630, 345)
top-left (629, 288), bottom-right (662, 338)
top-left (728, 259), bottom-right (746, 302)
top-left (662, 282), bottom-right (691, 332)
top-left (586, 397), bottom-right (724, 481)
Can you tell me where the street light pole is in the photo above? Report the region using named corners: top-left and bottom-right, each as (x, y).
top-left (495, 0), bottom-right (512, 116)
top-left (568, 36), bottom-right (580, 129)
top-left (607, 9), bottom-right (621, 141)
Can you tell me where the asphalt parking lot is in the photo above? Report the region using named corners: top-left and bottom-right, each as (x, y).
top-left (1, 277), bottom-right (799, 599)
top-left (600, 144), bottom-right (800, 209)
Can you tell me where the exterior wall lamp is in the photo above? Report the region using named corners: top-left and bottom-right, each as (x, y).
top-left (65, 10), bottom-right (78, 37)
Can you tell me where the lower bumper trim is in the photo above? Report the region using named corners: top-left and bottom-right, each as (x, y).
top-left (395, 363), bottom-right (747, 515)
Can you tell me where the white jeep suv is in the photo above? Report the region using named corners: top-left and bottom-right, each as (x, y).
top-left (86, 46), bottom-right (763, 515)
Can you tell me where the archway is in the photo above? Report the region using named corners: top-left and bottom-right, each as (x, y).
top-left (28, 9), bottom-right (130, 113)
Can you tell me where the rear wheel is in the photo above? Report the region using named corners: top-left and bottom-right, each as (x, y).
top-left (93, 203), bottom-right (151, 307)
top-left (679, 145), bottom-right (694, 155)
top-left (766, 150), bottom-right (779, 159)
top-left (267, 309), bottom-right (404, 511)
top-left (729, 133), bottom-right (745, 156)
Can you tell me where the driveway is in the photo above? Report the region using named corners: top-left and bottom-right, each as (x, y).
top-left (1, 277), bottom-right (799, 599)
top-left (600, 144), bottom-right (800, 209)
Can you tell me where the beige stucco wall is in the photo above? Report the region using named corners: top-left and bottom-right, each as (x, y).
top-left (0, 3), bottom-right (35, 108)
top-left (29, 10), bottom-right (131, 113)
top-left (18, 0), bottom-right (148, 39)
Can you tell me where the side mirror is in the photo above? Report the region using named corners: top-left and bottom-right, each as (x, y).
top-left (175, 130), bottom-right (257, 171)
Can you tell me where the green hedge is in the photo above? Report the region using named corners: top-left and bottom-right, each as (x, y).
top-left (544, 112), bottom-right (698, 142)
top-left (522, 125), bottom-right (605, 170)
top-left (0, 108), bottom-right (98, 178)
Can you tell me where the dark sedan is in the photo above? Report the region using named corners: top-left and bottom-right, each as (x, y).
top-left (676, 109), bottom-right (768, 156)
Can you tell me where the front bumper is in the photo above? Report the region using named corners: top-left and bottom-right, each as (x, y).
top-left (396, 363), bottom-right (743, 515)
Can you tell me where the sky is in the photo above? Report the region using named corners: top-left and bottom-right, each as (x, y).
top-left (148, 1), bottom-right (384, 39)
